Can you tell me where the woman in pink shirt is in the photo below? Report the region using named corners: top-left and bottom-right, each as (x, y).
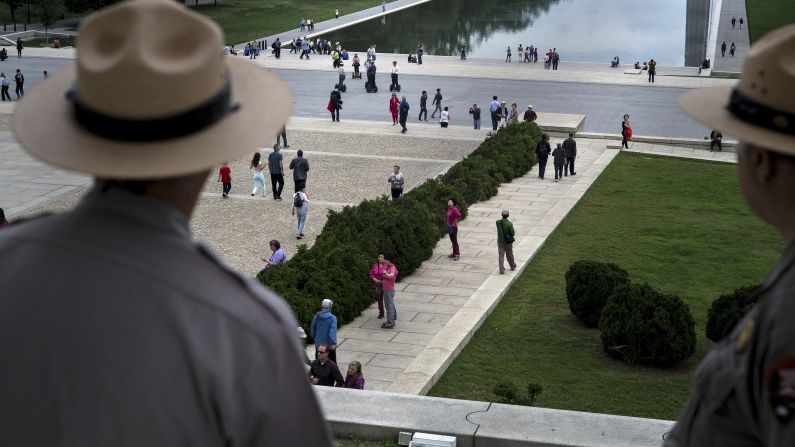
top-left (369, 253), bottom-right (387, 319)
top-left (380, 253), bottom-right (399, 329)
top-left (447, 198), bottom-right (462, 260)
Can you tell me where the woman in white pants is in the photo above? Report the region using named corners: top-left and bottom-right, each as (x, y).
top-left (250, 152), bottom-right (267, 197)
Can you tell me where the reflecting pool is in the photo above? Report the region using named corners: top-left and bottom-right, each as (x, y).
top-left (320, 0), bottom-right (712, 66)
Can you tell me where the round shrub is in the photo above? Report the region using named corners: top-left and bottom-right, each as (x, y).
top-left (705, 285), bottom-right (761, 342)
top-left (599, 283), bottom-right (696, 366)
top-left (565, 260), bottom-right (630, 328)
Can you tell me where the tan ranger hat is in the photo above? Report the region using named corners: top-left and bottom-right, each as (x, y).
top-left (12, 0), bottom-right (291, 179)
top-left (679, 25), bottom-right (795, 156)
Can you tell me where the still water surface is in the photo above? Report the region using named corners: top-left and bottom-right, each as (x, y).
top-left (322, 0), bottom-right (710, 66)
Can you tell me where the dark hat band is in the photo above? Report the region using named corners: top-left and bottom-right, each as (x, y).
top-left (727, 88), bottom-right (795, 135)
top-left (66, 77), bottom-right (240, 142)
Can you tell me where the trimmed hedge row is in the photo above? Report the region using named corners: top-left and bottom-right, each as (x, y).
top-left (261, 123), bottom-right (542, 332)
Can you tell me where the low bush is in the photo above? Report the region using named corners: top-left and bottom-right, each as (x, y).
top-left (493, 381), bottom-right (544, 405)
top-left (261, 123), bottom-right (542, 334)
top-left (705, 285), bottom-right (762, 342)
top-left (599, 283), bottom-right (696, 366)
top-left (565, 260), bottom-right (630, 327)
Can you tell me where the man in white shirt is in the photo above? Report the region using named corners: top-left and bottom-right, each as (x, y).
top-left (390, 61), bottom-right (399, 90)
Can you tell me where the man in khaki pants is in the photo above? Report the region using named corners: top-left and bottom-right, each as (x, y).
top-left (496, 209), bottom-right (517, 274)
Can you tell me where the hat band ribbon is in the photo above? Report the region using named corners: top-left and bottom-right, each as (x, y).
top-left (728, 89), bottom-right (795, 135)
top-left (67, 79), bottom-right (240, 142)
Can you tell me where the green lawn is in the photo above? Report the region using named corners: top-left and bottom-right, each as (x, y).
top-left (429, 152), bottom-right (783, 420)
top-left (193, 0), bottom-right (383, 44)
top-left (746, 0), bottom-right (795, 43)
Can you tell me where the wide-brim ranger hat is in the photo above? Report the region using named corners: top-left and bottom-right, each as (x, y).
top-left (12, 0), bottom-right (291, 179)
top-left (679, 24), bottom-right (795, 156)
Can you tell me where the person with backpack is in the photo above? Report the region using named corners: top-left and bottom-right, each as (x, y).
top-left (292, 185), bottom-right (309, 240)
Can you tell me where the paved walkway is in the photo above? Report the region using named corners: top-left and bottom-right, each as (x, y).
top-left (712, 0), bottom-right (749, 74)
top-left (242, 0), bottom-right (429, 47)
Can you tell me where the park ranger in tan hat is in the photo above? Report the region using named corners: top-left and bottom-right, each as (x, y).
top-left (0, 0), bottom-right (332, 445)
top-left (667, 24), bottom-right (795, 446)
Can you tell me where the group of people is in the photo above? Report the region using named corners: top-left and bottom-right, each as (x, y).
top-left (299, 17), bottom-right (316, 32)
top-left (306, 299), bottom-right (366, 389)
top-left (534, 132), bottom-right (577, 182)
top-left (505, 46), bottom-right (559, 69)
top-left (0, 68), bottom-right (24, 101)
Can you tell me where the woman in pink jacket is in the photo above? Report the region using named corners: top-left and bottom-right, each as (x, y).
top-left (369, 253), bottom-right (387, 319)
top-left (389, 92), bottom-right (400, 125)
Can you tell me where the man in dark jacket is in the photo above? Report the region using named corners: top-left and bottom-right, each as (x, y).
top-left (562, 132), bottom-right (577, 176)
top-left (308, 344), bottom-right (344, 387)
top-left (329, 85), bottom-right (342, 122)
top-left (399, 96), bottom-right (410, 133)
top-left (535, 134), bottom-right (551, 179)
top-left (418, 90), bottom-right (428, 121)
top-left (366, 61), bottom-right (377, 90)
top-left (523, 105), bottom-right (537, 123)
top-left (552, 143), bottom-right (566, 182)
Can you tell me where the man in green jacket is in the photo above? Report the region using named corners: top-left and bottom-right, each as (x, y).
top-left (496, 209), bottom-right (517, 274)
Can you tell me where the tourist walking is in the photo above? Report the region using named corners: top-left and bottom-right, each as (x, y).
top-left (552, 143), bottom-right (565, 182)
top-left (399, 96), bottom-right (410, 133)
top-left (709, 129), bottom-right (723, 151)
top-left (16, 38), bottom-right (22, 58)
top-left (329, 84), bottom-right (342, 121)
top-left (343, 361), bottom-right (365, 389)
top-left (301, 39), bottom-right (310, 59)
top-left (259, 239), bottom-right (287, 275)
top-left (505, 46), bottom-right (512, 62)
top-left (469, 103), bottom-right (481, 129)
top-left (389, 92), bottom-right (400, 125)
top-left (667, 26), bottom-right (795, 446)
top-left (417, 44), bottom-right (424, 64)
top-left (292, 185), bottom-right (309, 239)
top-left (648, 58), bottom-right (656, 82)
top-left (309, 344), bottom-right (344, 387)
top-left (300, 18), bottom-right (305, 32)
top-left (388, 165), bottom-right (404, 198)
top-left (0, 73), bottom-right (10, 101)
top-left (621, 114), bottom-right (631, 149)
top-left (276, 126), bottom-right (288, 148)
top-left (419, 90), bottom-right (428, 121)
top-left (552, 48), bottom-right (560, 70)
top-left (335, 8), bottom-right (339, 19)
top-left (380, 254), bottom-right (399, 329)
top-left (272, 37), bottom-right (281, 58)
top-left (507, 103), bottom-right (519, 124)
top-left (731, 16), bottom-right (736, 29)
top-left (338, 63), bottom-right (346, 88)
top-left (268, 144), bottom-right (285, 200)
top-left (460, 45), bottom-right (466, 60)
top-left (496, 209), bottom-right (517, 274)
top-left (562, 132), bottom-right (577, 176)
top-left (431, 88), bottom-right (442, 118)
top-left (250, 152), bottom-right (267, 197)
top-left (217, 161), bottom-right (231, 198)
top-left (447, 198), bottom-right (462, 260)
top-left (730, 42), bottom-right (736, 57)
top-left (523, 104), bottom-right (537, 123)
top-left (0, 1), bottom-right (331, 444)
top-left (535, 134), bottom-right (551, 179)
top-left (721, 41), bottom-right (727, 57)
top-left (739, 17), bottom-right (743, 29)
top-left (439, 107), bottom-right (450, 128)
top-left (311, 299), bottom-right (338, 362)
top-left (489, 96), bottom-right (500, 130)
top-left (13, 69), bottom-right (24, 99)
top-left (289, 149), bottom-right (310, 191)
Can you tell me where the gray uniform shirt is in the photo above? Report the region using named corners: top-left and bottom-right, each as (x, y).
top-left (0, 188), bottom-right (332, 447)
top-left (665, 239), bottom-right (795, 446)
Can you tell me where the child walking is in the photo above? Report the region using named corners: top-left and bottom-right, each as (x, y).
top-left (218, 162), bottom-right (232, 198)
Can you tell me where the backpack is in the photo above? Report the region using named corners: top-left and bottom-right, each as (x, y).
top-left (293, 192), bottom-right (304, 208)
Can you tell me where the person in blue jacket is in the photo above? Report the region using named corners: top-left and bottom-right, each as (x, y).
top-left (311, 298), bottom-right (338, 363)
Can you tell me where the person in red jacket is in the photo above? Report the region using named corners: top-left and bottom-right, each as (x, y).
top-left (389, 92), bottom-right (400, 125)
top-left (217, 161), bottom-right (232, 198)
